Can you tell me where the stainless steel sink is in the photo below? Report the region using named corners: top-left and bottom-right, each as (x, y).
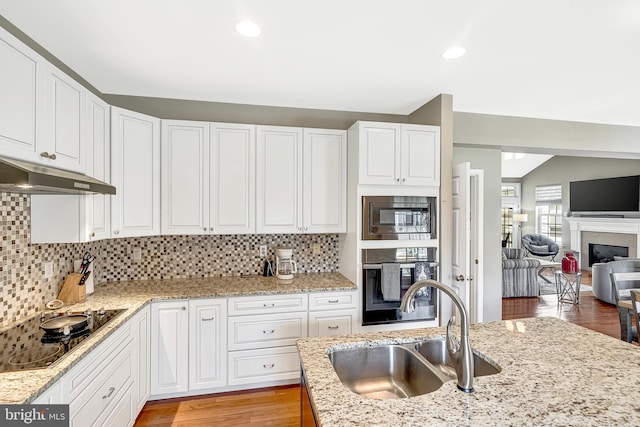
top-left (415, 338), bottom-right (502, 380)
top-left (329, 344), bottom-right (445, 399)
top-left (329, 339), bottom-right (501, 399)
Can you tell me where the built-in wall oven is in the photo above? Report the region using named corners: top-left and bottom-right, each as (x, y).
top-left (362, 195), bottom-right (436, 240)
top-left (362, 248), bottom-right (438, 326)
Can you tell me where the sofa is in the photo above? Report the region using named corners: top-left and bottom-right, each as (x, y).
top-left (502, 248), bottom-right (541, 297)
top-left (591, 259), bottom-right (640, 304)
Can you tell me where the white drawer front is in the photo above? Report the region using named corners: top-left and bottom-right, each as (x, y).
top-left (228, 346), bottom-right (300, 386)
top-left (308, 311), bottom-right (356, 337)
top-left (69, 343), bottom-right (133, 427)
top-left (228, 312), bottom-right (307, 351)
top-left (63, 322), bottom-right (132, 401)
top-left (308, 291), bottom-right (358, 311)
top-left (98, 383), bottom-right (134, 427)
top-left (228, 293), bottom-right (308, 315)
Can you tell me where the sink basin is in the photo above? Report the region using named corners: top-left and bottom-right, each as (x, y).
top-left (329, 344), bottom-right (445, 399)
top-left (414, 338), bottom-right (502, 380)
top-left (329, 339), bottom-right (501, 399)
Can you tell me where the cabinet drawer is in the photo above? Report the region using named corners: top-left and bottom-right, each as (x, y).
top-left (228, 293), bottom-right (308, 315)
top-left (63, 320), bottom-right (132, 401)
top-left (308, 310), bottom-right (356, 337)
top-left (69, 342), bottom-right (133, 427)
top-left (228, 346), bottom-right (300, 386)
top-left (308, 291), bottom-right (357, 311)
top-left (228, 312), bottom-right (307, 351)
top-left (98, 382), bottom-right (134, 427)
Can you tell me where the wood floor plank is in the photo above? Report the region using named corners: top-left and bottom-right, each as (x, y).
top-left (135, 272), bottom-right (625, 427)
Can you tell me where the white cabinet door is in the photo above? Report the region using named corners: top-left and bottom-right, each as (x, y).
top-left (0, 26), bottom-right (45, 162)
top-left (131, 306), bottom-right (150, 416)
top-left (161, 120), bottom-right (209, 235)
top-left (111, 107), bottom-right (161, 238)
top-left (210, 123), bottom-right (256, 234)
top-left (44, 63), bottom-right (86, 173)
top-left (303, 129), bottom-right (347, 233)
top-left (32, 380), bottom-right (62, 404)
top-left (188, 298), bottom-right (227, 391)
top-left (400, 124), bottom-right (440, 186)
top-left (357, 122), bottom-right (401, 185)
top-left (256, 126), bottom-right (303, 233)
top-left (151, 300), bottom-right (189, 395)
top-left (85, 92), bottom-right (111, 241)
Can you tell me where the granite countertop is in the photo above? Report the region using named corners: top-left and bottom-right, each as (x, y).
top-left (0, 272), bottom-right (355, 404)
top-left (297, 317), bottom-right (640, 426)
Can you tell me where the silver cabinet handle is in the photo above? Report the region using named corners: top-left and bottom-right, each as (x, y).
top-left (201, 317), bottom-right (215, 321)
top-left (328, 299), bottom-right (339, 303)
top-left (102, 386), bottom-right (116, 399)
top-left (328, 325), bottom-right (340, 330)
top-left (262, 329), bottom-right (275, 334)
top-left (263, 363), bottom-right (275, 369)
top-left (263, 303), bottom-right (275, 308)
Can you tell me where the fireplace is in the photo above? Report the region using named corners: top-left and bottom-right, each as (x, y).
top-left (588, 243), bottom-right (629, 266)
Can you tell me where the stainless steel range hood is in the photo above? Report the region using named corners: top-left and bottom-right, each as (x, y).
top-left (0, 157), bottom-right (116, 195)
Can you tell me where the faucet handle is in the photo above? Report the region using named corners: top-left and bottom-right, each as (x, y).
top-left (446, 317), bottom-right (460, 353)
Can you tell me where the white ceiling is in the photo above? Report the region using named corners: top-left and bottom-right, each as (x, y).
top-left (1, 1), bottom-right (640, 126)
top-left (501, 153), bottom-right (553, 178)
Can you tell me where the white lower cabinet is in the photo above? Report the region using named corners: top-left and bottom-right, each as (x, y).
top-left (150, 300), bottom-right (189, 395)
top-left (308, 290), bottom-right (358, 337)
top-left (227, 294), bottom-right (308, 387)
top-left (130, 306), bottom-right (150, 415)
top-left (150, 298), bottom-right (227, 397)
top-left (32, 380), bottom-right (61, 404)
top-left (188, 298), bottom-right (227, 391)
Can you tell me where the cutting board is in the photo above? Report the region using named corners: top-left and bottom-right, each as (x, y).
top-left (57, 273), bottom-right (86, 304)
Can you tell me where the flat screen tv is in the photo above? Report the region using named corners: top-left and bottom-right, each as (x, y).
top-left (569, 175), bottom-right (640, 213)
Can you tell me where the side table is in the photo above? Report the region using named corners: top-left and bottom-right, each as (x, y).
top-left (555, 270), bottom-right (582, 306)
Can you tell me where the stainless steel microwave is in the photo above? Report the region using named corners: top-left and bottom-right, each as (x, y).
top-left (362, 196), bottom-right (436, 240)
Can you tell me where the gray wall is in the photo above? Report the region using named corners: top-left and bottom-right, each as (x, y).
top-left (520, 156), bottom-right (640, 250)
top-left (453, 147), bottom-right (503, 322)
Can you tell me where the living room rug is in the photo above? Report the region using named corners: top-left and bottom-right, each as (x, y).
top-left (538, 279), bottom-right (592, 295)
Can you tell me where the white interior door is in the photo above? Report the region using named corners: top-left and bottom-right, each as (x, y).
top-left (452, 162), bottom-right (484, 323)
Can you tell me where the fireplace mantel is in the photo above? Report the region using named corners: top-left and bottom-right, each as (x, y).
top-left (565, 216), bottom-right (640, 266)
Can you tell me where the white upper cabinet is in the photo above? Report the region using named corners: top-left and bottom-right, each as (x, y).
top-left (161, 121), bottom-right (256, 235)
top-left (256, 126), bottom-right (303, 233)
top-left (85, 92), bottom-right (111, 240)
top-left (354, 121), bottom-right (440, 186)
top-left (257, 126), bottom-right (346, 234)
top-left (111, 107), bottom-right (161, 238)
top-left (210, 123), bottom-right (256, 234)
top-left (0, 26), bottom-right (45, 162)
top-left (161, 120), bottom-right (210, 235)
top-left (303, 128), bottom-right (347, 233)
top-left (43, 63), bottom-right (86, 172)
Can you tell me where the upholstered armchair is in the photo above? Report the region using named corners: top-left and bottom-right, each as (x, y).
top-left (522, 234), bottom-right (559, 261)
top-left (502, 248), bottom-right (541, 297)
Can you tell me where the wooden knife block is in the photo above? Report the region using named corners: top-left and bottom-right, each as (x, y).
top-left (57, 273), bottom-right (86, 304)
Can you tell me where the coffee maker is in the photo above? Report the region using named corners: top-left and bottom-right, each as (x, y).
top-left (275, 248), bottom-right (297, 280)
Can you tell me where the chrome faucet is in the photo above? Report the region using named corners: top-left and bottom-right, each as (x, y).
top-left (400, 279), bottom-right (474, 392)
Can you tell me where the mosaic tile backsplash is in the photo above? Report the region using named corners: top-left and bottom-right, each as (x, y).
top-left (0, 192), bottom-right (339, 327)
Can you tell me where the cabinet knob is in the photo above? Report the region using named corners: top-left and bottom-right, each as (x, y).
top-left (203, 227), bottom-right (207, 232)
top-left (113, 230), bottom-right (120, 235)
top-left (210, 227), bottom-right (213, 231)
top-left (89, 231), bottom-right (95, 238)
top-left (39, 151), bottom-right (57, 160)
top-left (402, 178), bottom-right (406, 182)
top-left (304, 227), bottom-right (308, 232)
top-left (182, 306), bottom-right (186, 310)
top-left (396, 178), bottom-right (400, 182)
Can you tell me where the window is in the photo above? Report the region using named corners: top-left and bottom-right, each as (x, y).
top-left (535, 184), bottom-right (562, 245)
top-left (501, 183), bottom-right (521, 247)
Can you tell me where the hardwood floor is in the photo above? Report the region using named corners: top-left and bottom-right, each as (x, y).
top-left (135, 271), bottom-right (625, 427)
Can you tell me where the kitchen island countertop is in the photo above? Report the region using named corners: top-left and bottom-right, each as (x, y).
top-left (0, 272), bottom-right (355, 404)
top-left (297, 317), bottom-right (640, 426)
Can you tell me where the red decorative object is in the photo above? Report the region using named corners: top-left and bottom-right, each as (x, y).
top-left (562, 252), bottom-right (578, 274)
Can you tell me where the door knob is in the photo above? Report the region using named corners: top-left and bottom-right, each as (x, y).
top-left (455, 274), bottom-right (465, 281)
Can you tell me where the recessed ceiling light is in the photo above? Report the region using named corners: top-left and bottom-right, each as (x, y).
top-left (236, 20), bottom-right (261, 38)
top-left (441, 46), bottom-right (466, 59)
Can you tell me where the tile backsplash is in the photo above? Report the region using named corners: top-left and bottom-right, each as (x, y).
top-left (0, 192), bottom-right (339, 327)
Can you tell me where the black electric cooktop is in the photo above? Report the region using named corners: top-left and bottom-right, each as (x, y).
top-left (0, 309), bottom-right (125, 373)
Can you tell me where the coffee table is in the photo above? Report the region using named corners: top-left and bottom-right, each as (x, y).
top-left (534, 259), bottom-right (561, 283)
